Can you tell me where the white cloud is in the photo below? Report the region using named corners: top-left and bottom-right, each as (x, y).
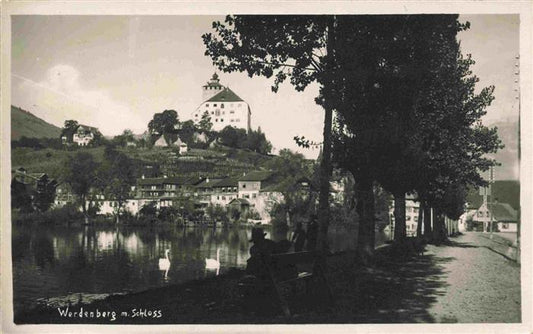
top-left (15, 64), bottom-right (146, 136)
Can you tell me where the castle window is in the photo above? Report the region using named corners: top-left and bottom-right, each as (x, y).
top-left (206, 104), bottom-right (209, 107)
top-left (214, 104), bottom-right (217, 107)
top-left (230, 110), bottom-right (234, 114)
top-left (221, 119), bottom-right (224, 122)
top-left (211, 111), bottom-right (214, 115)
top-left (236, 119), bottom-right (240, 122)
top-left (238, 103), bottom-right (242, 108)
top-left (215, 119), bottom-right (218, 122)
top-left (221, 103), bottom-right (224, 108)
top-left (230, 119), bottom-right (234, 122)
top-left (195, 114), bottom-right (198, 117)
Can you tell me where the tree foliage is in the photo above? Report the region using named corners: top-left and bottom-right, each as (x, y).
top-left (63, 152), bottom-right (99, 216)
top-left (332, 15), bottom-right (501, 245)
top-left (198, 111), bottom-right (213, 132)
top-left (148, 110), bottom-right (179, 145)
top-left (100, 145), bottom-right (136, 222)
top-left (204, 15), bottom-right (336, 253)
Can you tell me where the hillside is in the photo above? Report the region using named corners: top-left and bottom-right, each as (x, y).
top-left (466, 180), bottom-right (520, 211)
top-left (11, 145), bottom-right (275, 183)
top-left (11, 106), bottom-right (62, 140)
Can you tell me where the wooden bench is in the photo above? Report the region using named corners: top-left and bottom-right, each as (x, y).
top-left (265, 251), bottom-right (332, 317)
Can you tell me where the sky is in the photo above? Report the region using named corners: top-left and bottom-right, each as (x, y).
top-left (11, 14), bottom-right (519, 178)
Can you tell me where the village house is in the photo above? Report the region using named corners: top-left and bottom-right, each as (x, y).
top-left (209, 178), bottom-right (239, 206)
top-left (191, 73), bottom-right (252, 133)
top-left (12, 167), bottom-right (58, 211)
top-left (474, 201), bottom-right (518, 232)
top-left (135, 175), bottom-right (204, 208)
top-left (236, 171), bottom-right (283, 224)
top-left (61, 124), bottom-right (99, 146)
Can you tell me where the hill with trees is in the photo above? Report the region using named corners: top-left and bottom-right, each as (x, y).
top-left (11, 106), bottom-right (62, 140)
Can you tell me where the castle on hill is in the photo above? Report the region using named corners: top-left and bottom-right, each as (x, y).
top-left (191, 73), bottom-right (252, 133)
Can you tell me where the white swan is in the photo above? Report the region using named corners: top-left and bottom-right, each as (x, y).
top-left (159, 249), bottom-right (171, 271)
top-left (205, 248), bottom-right (220, 271)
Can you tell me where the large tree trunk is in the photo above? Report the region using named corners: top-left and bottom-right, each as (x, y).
top-left (393, 192), bottom-right (407, 242)
top-left (432, 209), bottom-right (447, 244)
top-left (417, 200), bottom-right (424, 238)
top-left (315, 16), bottom-right (336, 254)
top-left (423, 204), bottom-right (432, 242)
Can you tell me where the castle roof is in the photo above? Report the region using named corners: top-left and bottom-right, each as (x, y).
top-left (206, 87), bottom-right (244, 103)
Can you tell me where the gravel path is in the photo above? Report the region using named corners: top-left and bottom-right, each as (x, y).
top-left (425, 232), bottom-right (521, 323)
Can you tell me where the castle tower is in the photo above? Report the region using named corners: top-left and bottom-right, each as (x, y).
top-left (202, 73), bottom-right (224, 101)
top-left (192, 74), bottom-right (252, 133)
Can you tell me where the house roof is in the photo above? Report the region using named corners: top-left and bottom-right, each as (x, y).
top-left (212, 178), bottom-right (238, 187)
top-left (229, 198), bottom-right (250, 205)
top-left (196, 178), bottom-right (225, 188)
top-left (206, 87), bottom-right (244, 103)
top-left (77, 124), bottom-right (99, 133)
top-left (239, 171), bottom-right (272, 182)
top-left (490, 202), bottom-right (518, 222)
top-left (137, 176), bottom-right (201, 186)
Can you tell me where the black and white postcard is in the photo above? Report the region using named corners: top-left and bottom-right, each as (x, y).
top-left (1, 1), bottom-right (531, 334)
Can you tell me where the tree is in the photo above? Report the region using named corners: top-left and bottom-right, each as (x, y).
top-left (100, 147), bottom-right (136, 223)
top-left (63, 152), bottom-right (99, 223)
top-left (204, 16), bottom-right (337, 255)
top-left (178, 120), bottom-right (197, 146)
top-left (218, 125), bottom-right (247, 148)
top-left (148, 110), bottom-right (179, 145)
top-left (33, 175), bottom-right (58, 212)
top-left (332, 15), bottom-right (501, 258)
top-left (61, 120), bottom-right (79, 142)
top-left (11, 178), bottom-right (33, 213)
top-left (198, 111), bottom-right (213, 132)
top-left (112, 129), bottom-right (135, 147)
top-left (244, 127), bottom-right (272, 154)
top-left (264, 149), bottom-right (316, 226)
top-left (206, 204), bottom-right (229, 224)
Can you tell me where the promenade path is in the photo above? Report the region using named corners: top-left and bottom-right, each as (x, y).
top-left (425, 232), bottom-right (521, 323)
top-left (323, 232), bottom-right (521, 324)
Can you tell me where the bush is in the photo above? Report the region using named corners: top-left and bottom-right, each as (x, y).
top-left (12, 203), bottom-right (83, 225)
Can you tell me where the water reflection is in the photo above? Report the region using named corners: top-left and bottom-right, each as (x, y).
top-left (12, 224), bottom-right (388, 314)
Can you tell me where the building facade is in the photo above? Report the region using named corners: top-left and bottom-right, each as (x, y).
top-left (191, 73), bottom-right (252, 133)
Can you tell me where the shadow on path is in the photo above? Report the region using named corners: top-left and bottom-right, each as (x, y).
top-left (342, 253), bottom-right (453, 323)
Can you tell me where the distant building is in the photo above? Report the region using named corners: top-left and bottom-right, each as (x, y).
top-left (458, 209), bottom-right (477, 232)
top-left (135, 175), bottom-right (204, 209)
top-left (191, 73), bottom-right (252, 133)
top-left (61, 124), bottom-right (99, 146)
top-left (474, 201), bottom-right (518, 232)
top-left (389, 195), bottom-right (420, 237)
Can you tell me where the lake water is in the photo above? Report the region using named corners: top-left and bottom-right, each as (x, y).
top-left (12, 224), bottom-right (390, 314)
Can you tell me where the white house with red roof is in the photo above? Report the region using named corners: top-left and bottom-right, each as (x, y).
top-left (191, 73), bottom-right (252, 133)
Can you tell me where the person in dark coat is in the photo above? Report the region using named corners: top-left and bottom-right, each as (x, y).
top-left (246, 227), bottom-right (275, 279)
top-left (292, 222), bottom-right (306, 252)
